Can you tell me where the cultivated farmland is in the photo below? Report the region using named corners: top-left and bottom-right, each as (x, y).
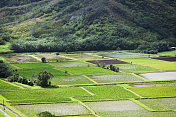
top-left (0, 50), bottom-right (176, 117)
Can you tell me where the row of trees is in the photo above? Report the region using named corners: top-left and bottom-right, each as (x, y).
top-left (10, 37), bottom-right (173, 54)
top-left (0, 60), bottom-right (53, 87)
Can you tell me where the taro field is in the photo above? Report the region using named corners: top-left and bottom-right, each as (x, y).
top-left (0, 51), bottom-right (176, 117)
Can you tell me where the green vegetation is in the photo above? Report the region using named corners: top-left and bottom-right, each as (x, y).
top-left (1, 87), bottom-right (90, 104)
top-left (0, 60), bottom-right (12, 78)
top-left (129, 85), bottom-right (176, 97)
top-left (37, 71), bottom-right (53, 87)
top-left (38, 111), bottom-right (54, 117)
top-left (0, 79), bottom-right (21, 90)
top-left (13, 63), bottom-right (67, 78)
top-left (58, 67), bottom-right (116, 75)
top-left (77, 85), bottom-right (138, 101)
top-left (49, 61), bottom-right (93, 68)
top-left (0, 112), bottom-right (6, 117)
top-left (0, 0), bottom-right (175, 53)
top-left (0, 51), bottom-right (176, 116)
top-left (0, 43), bottom-right (12, 53)
top-left (119, 58), bottom-right (176, 71)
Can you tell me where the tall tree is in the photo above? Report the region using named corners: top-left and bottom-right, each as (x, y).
top-left (37, 71), bottom-right (53, 87)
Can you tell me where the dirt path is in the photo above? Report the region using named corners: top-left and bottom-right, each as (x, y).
top-left (0, 105), bottom-right (20, 117)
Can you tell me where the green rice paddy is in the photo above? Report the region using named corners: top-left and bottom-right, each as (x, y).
top-left (77, 85), bottom-right (138, 101)
top-left (129, 85), bottom-right (176, 97)
top-left (58, 67), bottom-right (117, 75)
top-left (0, 79), bottom-right (21, 90)
top-left (119, 58), bottom-right (176, 71)
top-left (1, 87), bottom-right (91, 104)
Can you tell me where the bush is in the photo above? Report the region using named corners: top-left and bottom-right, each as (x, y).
top-left (37, 111), bottom-right (54, 117)
top-left (22, 78), bottom-right (28, 84)
top-left (18, 78), bottom-right (22, 83)
top-left (41, 57), bottom-right (46, 63)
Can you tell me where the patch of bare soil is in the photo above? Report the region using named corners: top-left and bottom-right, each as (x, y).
top-left (153, 57), bottom-right (176, 62)
top-left (4, 56), bottom-right (38, 63)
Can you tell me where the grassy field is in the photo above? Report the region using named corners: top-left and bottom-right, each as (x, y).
top-left (0, 79), bottom-right (21, 90)
top-left (13, 63), bottom-right (68, 78)
top-left (77, 85), bottom-right (138, 101)
top-left (14, 102), bottom-right (91, 117)
top-left (119, 58), bottom-right (176, 71)
top-left (158, 50), bottom-right (176, 57)
top-left (129, 85), bottom-right (176, 97)
top-left (58, 67), bottom-right (117, 75)
top-left (1, 87), bottom-right (90, 104)
top-left (139, 98), bottom-right (176, 110)
top-left (49, 61), bottom-right (94, 68)
top-left (50, 75), bottom-right (95, 85)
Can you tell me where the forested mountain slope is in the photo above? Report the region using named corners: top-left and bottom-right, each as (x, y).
top-left (0, 0), bottom-right (176, 53)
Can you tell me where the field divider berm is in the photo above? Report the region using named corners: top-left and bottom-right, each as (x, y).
top-left (80, 87), bottom-right (96, 96)
top-left (121, 85), bottom-right (143, 98)
top-left (130, 98), bottom-right (154, 111)
top-left (129, 73), bottom-right (149, 81)
top-left (82, 75), bottom-right (98, 84)
top-left (70, 97), bottom-right (99, 117)
top-left (28, 55), bottom-right (41, 62)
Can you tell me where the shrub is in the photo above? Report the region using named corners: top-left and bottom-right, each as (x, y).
top-left (41, 57), bottom-right (46, 63)
top-left (37, 111), bottom-right (54, 117)
top-left (22, 78), bottom-right (28, 84)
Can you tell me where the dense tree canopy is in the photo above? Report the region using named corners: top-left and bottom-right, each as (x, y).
top-left (0, 60), bottom-right (12, 78)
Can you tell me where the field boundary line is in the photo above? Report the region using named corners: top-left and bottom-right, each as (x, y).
top-left (81, 87), bottom-right (96, 96)
top-left (82, 75), bottom-right (98, 84)
top-left (70, 97), bottom-right (99, 117)
top-left (130, 99), bottom-right (154, 111)
top-left (28, 55), bottom-right (41, 62)
top-left (130, 73), bottom-right (148, 81)
top-left (122, 86), bottom-right (143, 98)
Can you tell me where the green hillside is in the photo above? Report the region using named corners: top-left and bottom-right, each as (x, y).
top-left (0, 0), bottom-right (176, 53)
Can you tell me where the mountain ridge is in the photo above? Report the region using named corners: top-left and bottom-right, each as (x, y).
top-left (0, 0), bottom-right (176, 53)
